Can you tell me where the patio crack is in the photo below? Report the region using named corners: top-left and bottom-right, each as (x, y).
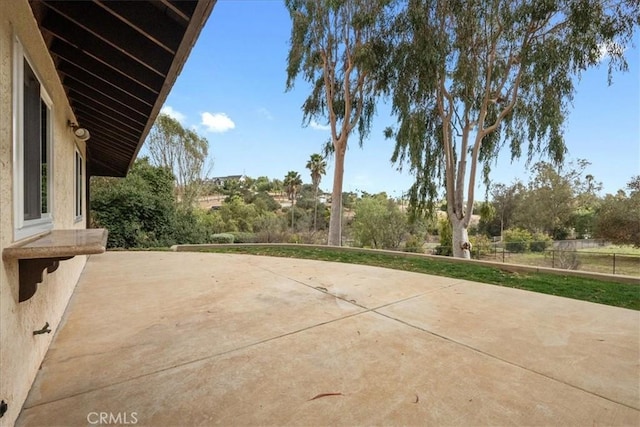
top-left (24, 308), bottom-right (380, 410)
top-left (371, 310), bottom-right (640, 412)
top-left (254, 263), bottom-right (465, 311)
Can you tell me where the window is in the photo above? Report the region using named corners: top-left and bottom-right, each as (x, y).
top-left (13, 37), bottom-right (53, 240)
top-left (75, 150), bottom-right (83, 220)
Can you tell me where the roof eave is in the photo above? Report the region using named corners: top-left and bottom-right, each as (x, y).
top-left (127, 0), bottom-right (217, 173)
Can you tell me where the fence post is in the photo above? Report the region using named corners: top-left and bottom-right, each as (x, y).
top-left (552, 250), bottom-right (555, 268)
top-left (613, 253), bottom-right (616, 275)
top-left (502, 247), bottom-right (505, 263)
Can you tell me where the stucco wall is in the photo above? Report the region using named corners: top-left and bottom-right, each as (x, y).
top-left (0, 1), bottom-right (88, 425)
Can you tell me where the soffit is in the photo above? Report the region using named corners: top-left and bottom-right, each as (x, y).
top-left (29, 0), bottom-right (215, 176)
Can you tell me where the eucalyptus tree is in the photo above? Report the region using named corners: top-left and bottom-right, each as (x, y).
top-left (284, 170), bottom-right (303, 229)
top-left (306, 153), bottom-right (327, 230)
top-left (382, 0), bottom-right (637, 258)
top-left (285, 0), bottom-right (393, 246)
top-left (146, 114), bottom-right (212, 207)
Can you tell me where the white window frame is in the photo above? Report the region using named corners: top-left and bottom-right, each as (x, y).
top-left (13, 36), bottom-right (54, 241)
top-left (74, 148), bottom-right (84, 222)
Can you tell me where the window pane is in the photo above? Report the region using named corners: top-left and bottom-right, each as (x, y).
top-left (41, 100), bottom-right (48, 214)
top-left (75, 152), bottom-right (83, 218)
top-left (23, 59), bottom-right (41, 220)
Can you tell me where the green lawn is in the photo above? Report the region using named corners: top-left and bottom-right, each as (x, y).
top-left (199, 246), bottom-right (640, 310)
top-left (480, 250), bottom-right (640, 276)
top-left (577, 245), bottom-right (640, 255)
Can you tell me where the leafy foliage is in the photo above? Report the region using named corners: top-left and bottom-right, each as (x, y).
top-left (172, 207), bottom-right (225, 245)
top-left (470, 234), bottom-right (494, 256)
top-left (210, 233), bottom-right (235, 244)
top-left (530, 232), bottom-right (553, 252)
top-left (91, 158), bottom-right (177, 248)
top-left (436, 217), bottom-right (453, 256)
top-left (245, 191), bottom-right (281, 213)
top-left (403, 234), bottom-right (425, 253)
top-left (218, 196), bottom-right (259, 232)
top-left (285, 0), bottom-right (394, 245)
top-left (306, 154), bottom-right (326, 191)
top-left (284, 170), bottom-right (303, 229)
top-left (595, 179), bottom-right (640, 247)
top-left (380, 0), bottom-right (638, 256)
top-left (229, 232), bottom-right (258, 243)
top-left (306, 153), bottom-right (327, 230)
top-left (146, 114), bottom-right (211, 206)
top-left (352, 194), bottom-right (407, 249)
top-left (503, 228), bottom-right (533, 253)
top-left (284, 171), bottom-right (303, 202)
top-left (515, 160), bottom-right (600, 237)
top-left (479, 181), bottom-right (526, 237)
top-left (253, 212), bottom-right (289, 243)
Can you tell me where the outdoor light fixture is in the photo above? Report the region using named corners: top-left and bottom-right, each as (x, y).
top-left (68, 121), bottom-right (91, 141)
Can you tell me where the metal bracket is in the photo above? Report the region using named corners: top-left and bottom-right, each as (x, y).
top-left (33, 322), bottom-right (52, 335)
top-left (18, 257), bottom-right (72, 302)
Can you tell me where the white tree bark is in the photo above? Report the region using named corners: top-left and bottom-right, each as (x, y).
top-left (327, 148), bottom-right (345, 246)
top-left (451, 217), bottom-right (471, 259)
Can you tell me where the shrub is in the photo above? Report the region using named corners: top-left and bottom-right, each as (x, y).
top-left (230, 232), bottom-right (257, 243)
top-left (288, 233), bottom-right (301, 244)
top-left (90, 159), bottom-right (177, 248)
top-left (352, 196), bottom-right (408, 249)
top-left (552, 226), bottom-right (571, 240)
top-left (404, 235), bottom-right (425, 253)
top-left (470, 234), bottom-right (493, 257)
top-left (437, 217), bottom-right (453, 256)
top-left (174, 208), bottom-right (227, 245)
top-left (503, 228), bottom-right (532, 253)
top-left (434, 245), bottom-right (452, 256)
top-left (254, 213), bottom-right (288, 243)
top-left (530, 232), bottom-right (552, 252)
top-left (210, 233), bottom-right (234, 244)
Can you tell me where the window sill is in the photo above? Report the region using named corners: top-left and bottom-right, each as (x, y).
top-left (14, 217), bottom-right (53, 242)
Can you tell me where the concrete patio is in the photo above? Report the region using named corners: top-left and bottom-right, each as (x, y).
top-left (17, 251), bottom-right (640, 426)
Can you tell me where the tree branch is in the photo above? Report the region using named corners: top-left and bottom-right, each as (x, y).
top-left (318, 17), bottom-right (339, 144)
top-left (348, 69), bottom-right (367, 133)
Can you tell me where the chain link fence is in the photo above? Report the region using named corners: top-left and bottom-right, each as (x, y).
top-left (426, 245), bottom-right (640, 276)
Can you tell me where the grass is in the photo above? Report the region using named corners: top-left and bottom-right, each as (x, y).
top-left (482, 250), bottom-right (640, 276)
top-left (577, 245), bottom-right (640, 255)
top-left (199, 246), bottom-right (640, 310)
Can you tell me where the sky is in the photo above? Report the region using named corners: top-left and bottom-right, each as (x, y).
top-left (145, 0), bottom-right (640, 199)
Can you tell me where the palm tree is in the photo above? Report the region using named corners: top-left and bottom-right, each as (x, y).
top-left (284, 171), bottom-right (302, 229)
top-left (306, 153), bottom-right (327, 231)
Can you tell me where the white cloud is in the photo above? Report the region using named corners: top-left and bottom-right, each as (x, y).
top-left (160, 105), bottom-right (186, 123)
top-left (596, 42), bottom-right (625, 62)
top-left (201, 112), bottom-right (235, 133)
top-left (310, 119), bottom-right (331, 131)
top-left (257, 107), bottom-right (274, 120)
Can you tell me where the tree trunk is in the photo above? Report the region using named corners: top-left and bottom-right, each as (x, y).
top-left (313, 185), bottom-right (318, 232)
top-left (451, 217), bottom-right (471, 259)
top-left (327, 148), bottom-right (345, 246)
